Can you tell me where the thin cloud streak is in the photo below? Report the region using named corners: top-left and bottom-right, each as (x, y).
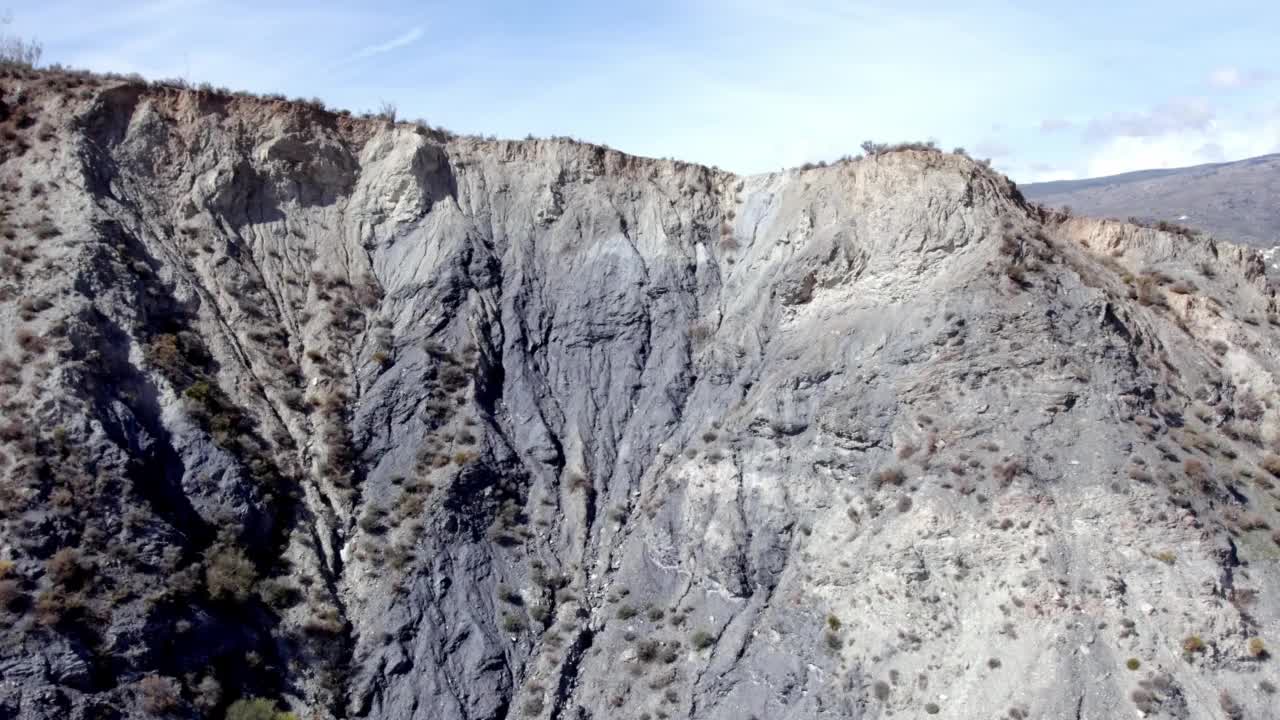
top-left (349, 26), bottom-right (423, 61)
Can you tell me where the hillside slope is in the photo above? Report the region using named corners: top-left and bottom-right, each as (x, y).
top-left (2, 67), bottom-right (1279, 720)
top-left (1023, 154), bottom-right (1280, 251)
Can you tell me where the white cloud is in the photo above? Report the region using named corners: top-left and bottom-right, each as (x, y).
top-left (1022, 163), bottom-right (1078, 183)
top-left (1085, 98), bottom-right (1214, 141)
top-left (1208, 67), bottom-right (1270, 90)
top-left (974, 140), bottom-right (1012, 158)
top-left (1039, 118), bottom-right (1074, 133)
top-left (1083, 114), bottom-right (1280, 177)
top-left (348, 27), bottom-right (423, 61)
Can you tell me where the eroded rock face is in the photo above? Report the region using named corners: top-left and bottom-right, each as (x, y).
top-left (1, 69), bottom-right (1279, 720)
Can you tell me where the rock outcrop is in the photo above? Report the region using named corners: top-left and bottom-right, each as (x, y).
top-left (1, 67), bottom-right (1278, 720)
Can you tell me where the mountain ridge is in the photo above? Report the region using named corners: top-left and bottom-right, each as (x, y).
top-left (1, 64), bottom-right (1278, 720)
top-left (1024, 153), bottom-right (1280, 251)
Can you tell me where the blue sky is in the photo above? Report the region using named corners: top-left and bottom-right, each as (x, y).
top-left (7, 0), bottom-right (1280, 181)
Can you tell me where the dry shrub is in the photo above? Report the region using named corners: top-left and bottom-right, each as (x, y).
top-left (138, 675), bottom-right (181, 714)
top-left (872, 467), bottom-right (906, 488)
top-left (1261, 454), bottom-right (1280, 478)
top-left (204, 536), bottom-right (257, 602)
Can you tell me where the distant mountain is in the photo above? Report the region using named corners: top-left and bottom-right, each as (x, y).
top-left (1023, 153), bottom-right (1280, 249)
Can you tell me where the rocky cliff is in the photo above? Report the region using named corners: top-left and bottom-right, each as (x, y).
top-left (1, 67), bottom-right (1278, 720)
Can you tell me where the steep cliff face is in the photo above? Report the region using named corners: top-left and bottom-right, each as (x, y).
top-left (1, 68), bottom-right (1279, 720)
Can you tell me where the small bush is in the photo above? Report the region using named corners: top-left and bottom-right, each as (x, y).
top-left (1262, 454), bottom-right (1280, 478)
top-left (1126, 658), bottom-right (1140, 670)
top-left (521, 696), bottom-right (544, 716)
top-left (1003, 263), bottom-right (1028, 288)
top-left (872, 467), bottom-right (906, 488)
top-left (138, 675), bottom-right (180, 714)
top-left (1182, 635), bottom-right (1205, 655)
top-left (0, 579), bottom-right (26, 613)
top-left (1182, 458), bottom-right (1206, 480)
top-left (616, 604), bottom-right (638, 620)
top-left (824, 631), bottom-right (843, 650)
top-left (992, 458), bottom-right (1025, 485)
top-left (1248, 638), bottom-right (1267, 659)
top-left (691, 630), bottom-right (714, 650)
top-left (924, 703), bottom-right (940, 715)
top-left (873, 680), bottom-right (891, 701)
top-left (205, 537), bottom-right (257, 602)
top-left (31, 219), bottom-right (61, 240)
top-left (636, 639), bottom-right (660, 663)
top-left (46, 548), bottom-right (87, 589)
top-left (225, 697), bottom-right (297, 720)
top-left (15, 328), bottom-right (46, 355)
top-left (860, 139), bottom-right (939, 156)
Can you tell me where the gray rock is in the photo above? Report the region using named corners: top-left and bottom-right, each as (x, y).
top-left (0, 69), bottom-right (1277, 720)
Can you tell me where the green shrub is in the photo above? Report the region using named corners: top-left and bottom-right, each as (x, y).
top-left (225, 697), bottom-right (297, 720)
top-left (1182, 635), bottom-right (1206, 655)
top-left (616, 604), bottom-right (638, 620)
top-left (1126, 658), bottom-right (1140, 670)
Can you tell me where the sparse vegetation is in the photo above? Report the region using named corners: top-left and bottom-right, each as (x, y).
top-left (1262, 454), bottom-right (1280, 478)
top-left (1182, 635), bottom-right (1205, 655)
top-left (691, 630), bottom-right (714, 650)
top-left (138, 675), bottom-right (180, 714)
top-left (204, 535), bottom-right (257, 602)
top-left (0, 12), bottom-right (42, 67)
top-left (872, 467), bottom-right (906, 488)
top-left (225, 697), bottom-right (297, 720)
top-left (1248, 637), bottom-right (1267, 659)
top-left (861, 139), bottom-right (939, 156)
